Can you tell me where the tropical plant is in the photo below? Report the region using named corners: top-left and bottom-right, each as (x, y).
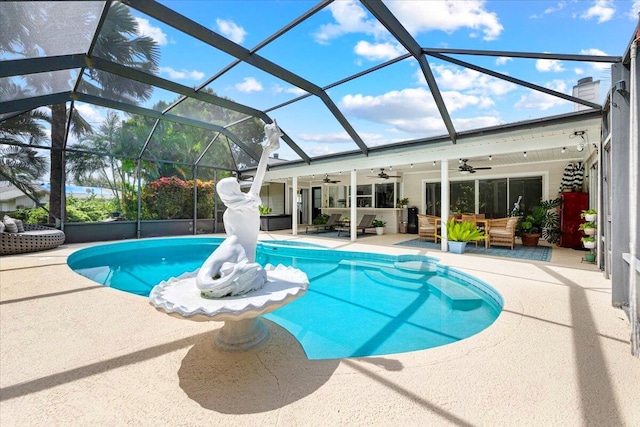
top-left (441, 218), bottom-right (485, 242)
top-left (312, 213), bottom-right (330, 225)
top-left (517, 198), bottom-right (562, 243)
top-left (578, 222), bottom-right (597, 231)
top-left (372, 219), bottom-right (387, 227)
top-left (258, 205), bottom-right (272, 215)
top-left (581, 236), bottom-right (595, 242)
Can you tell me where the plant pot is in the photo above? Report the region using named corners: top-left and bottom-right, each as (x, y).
top-left (583, 227), bottom-right (596, 236)
top-left (583, 241), bottom-right (596, 249)
top-left (584, 253), bottom-right (596, 263)
top-left (584, 214), bottom-right (596, 222)
top-left (521, 233), bottom-right (541, 247)
top-left (375, 227), bottom-right (385, 236)
top-left (448, 241), bottom-right (467, 254)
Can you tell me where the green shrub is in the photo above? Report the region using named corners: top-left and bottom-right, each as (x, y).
top-left (312, 213), bottom-right (330, 225)
top-left (440, 218), bottom-right (485, 242)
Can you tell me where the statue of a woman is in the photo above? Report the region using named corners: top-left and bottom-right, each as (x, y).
top-left (196, 122), bottom-right (282, 298)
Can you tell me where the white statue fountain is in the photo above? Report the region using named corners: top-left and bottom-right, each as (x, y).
top-left (149, 121), bottom-right (309, 351)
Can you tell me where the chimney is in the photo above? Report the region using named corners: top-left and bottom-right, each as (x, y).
top-left (572, 77), bottom-right (600, 111)
top-left (273, 153), bottom-right (279, 159)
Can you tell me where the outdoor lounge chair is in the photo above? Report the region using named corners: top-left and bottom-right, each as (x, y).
top-left (418, 214), bottom-right (438, 243)
top-left (305, 213), bottom-right (342, 233)
top-left (1, 224), bottom-right (66, 255)
top-left (336, 214), bottom-right (376, 236)
top-left (486, 216), bottom-right (519, 250)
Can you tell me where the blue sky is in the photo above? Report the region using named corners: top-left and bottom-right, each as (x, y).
top-left (83, 0), bottom-right (640, 161)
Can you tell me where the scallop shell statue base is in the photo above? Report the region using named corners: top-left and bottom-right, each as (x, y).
top-left (149, 264), bottom-right (308, 351)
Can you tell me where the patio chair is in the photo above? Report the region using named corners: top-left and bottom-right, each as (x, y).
top-left (417, 214), bottom-right (438, 243)
top-left (305, 213), bottom-right (342, 233)
top-left (336, 214), bottom-right (376, 236)
top-left (486, 216), bottom-right (519, 250)
top-left (0, 223), bottom-right (66, 255)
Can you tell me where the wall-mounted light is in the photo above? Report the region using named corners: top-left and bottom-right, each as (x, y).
top-left (561, 147), bottom-right (566, 153)
top-left (370, 169), bottom-right (373, 173)
top-left (523, 152), bottom-right (527, 158)
top-left (410, 163), bottom-right (413, 168)
top-left (489, 155), bottom-right (492, 161)
top-left (615, 80), bottom-right (626, 93)
top-left (459, 158), bottom-right (462, 164)
top-left (432, 161), bottom-right (436, 166)
top-left (389, 166), bottom-right (393, 171)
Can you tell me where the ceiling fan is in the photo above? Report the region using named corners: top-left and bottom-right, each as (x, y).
top-left (457, 159), bottom-right (492, 174)
top-left (369, 168), bottom-right (401, 179)
top-left (323, 174), bottom-right (341, 184)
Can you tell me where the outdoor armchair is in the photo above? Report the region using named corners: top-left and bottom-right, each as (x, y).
top-left (486, 216), bottom-right (519, 250)
top-left (417, 214), bottom-right (439, 243)
top-left (1, 224), bottom-right (66, 255)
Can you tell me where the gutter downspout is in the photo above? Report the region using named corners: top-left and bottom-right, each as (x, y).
top-left (629, 32), bottom-right (638, 357)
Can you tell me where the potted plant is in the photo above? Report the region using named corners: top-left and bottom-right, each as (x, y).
top-left (258, 205), bottom-right (272, 215)
top-left (581, 209), bottom-right (597, 222)
top-left (397, 197), bottom-right (409, 208)
top-left (517, 198), bottom-right (562, 247)
top-left (439, 218), bottom-right (485, 254)
top-left (581, 236), bottom-right (596, 249)
top-left (372, 219), bottom-right (386, 235)
top-left (579, 222), bottom-right (597, 235)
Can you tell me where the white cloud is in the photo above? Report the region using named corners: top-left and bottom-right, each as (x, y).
top-left (580, 48), bottom-right (611, 72)
top-left (630, 0), bottom-right (640, 18)
top-left (134, 17), bottom-right (168, 46)
top-left (216, 18), bottom-right (247, 44)
top-left (339, 87), bottom-right (498, 135)
top-left (298, 132), bottom-right (354, 143)
top-left (386, 0), bottom-right (503, 41)
top-left (514, 80), bottom-right (569, 110)
top-left (312, 0), bottom-right (385, 44)
top-left (536, 58), bottom-right (565, 72)
top-left (426, 65), bottom-right (517, 96)
top-left (75, 104), bottom-right (105, 126)
top-left (159, 66), bottom-right (205, 81)
top-left (496, 57), bottom-right (512, 66)
top-left (235, 77), bottom-right (263, 93)
top-left (354, 41), bottom-right (406, 61)
top-left (574, 67), bottom-right (585, 75)
top-left (530, 1), bottom-right (567, 18)
top-left (581, 0), bottom-right (615, 23)
top-left (453, 116), bottom-right (502, 131)
top-left (286, 87), bottom-right (308, 96)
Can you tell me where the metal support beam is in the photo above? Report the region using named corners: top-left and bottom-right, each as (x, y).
top-left (0, 92), bottom-right (72, 114)
top-left (75, 93), bottom-right (262, 163)
top-left (0, 54), bottom-right (86, 78)
top-left (89, 56), bottom-right (269, 121)
top-left (421, 47), bottom-right (621, 63)
top-left (426, 51), bottom-right (603, 110)
top-left (125, 0), bottom-right (368, 156)
top-left (361, 0), bottom-right (457, 143)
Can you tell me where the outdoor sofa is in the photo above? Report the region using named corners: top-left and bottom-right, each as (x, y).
top-left (1, 219), bottom-right (66, 255)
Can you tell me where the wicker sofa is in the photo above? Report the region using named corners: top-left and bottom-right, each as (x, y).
top-left (1, 224), bottom-right (66, 255)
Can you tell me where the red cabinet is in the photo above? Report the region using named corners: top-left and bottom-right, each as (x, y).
top-left (558, 192), bottom-right (588, 248)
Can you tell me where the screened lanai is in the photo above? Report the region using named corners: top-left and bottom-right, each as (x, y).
top-left (1, 2), bottom-right (639, 353)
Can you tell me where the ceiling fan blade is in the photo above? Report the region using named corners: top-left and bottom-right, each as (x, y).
top-left (473, 166), bottom-right (492, 170)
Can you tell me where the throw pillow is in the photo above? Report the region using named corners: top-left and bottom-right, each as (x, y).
top-left (15, 219), bottom-right (25, 233)
top-left (0, 221), bottom-right (4, 233)
top-left (3, 215), bottom-right (18, 233)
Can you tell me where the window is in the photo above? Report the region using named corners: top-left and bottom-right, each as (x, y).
top-left (479, 178), bottom-right (507, 218)
top-left (451, 181), bottom-right (475, 214)
top-left (375, 182), bottom-right (395, 208)
top-left (327, 185), bottom-right (348, 208)
top-left (356, 184), bottom-right (372, 207)
top-left (425, 176), bottom-right (543, 218)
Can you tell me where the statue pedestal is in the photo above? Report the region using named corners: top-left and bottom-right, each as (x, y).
top-left (149, 264), bottom-right (308, 351)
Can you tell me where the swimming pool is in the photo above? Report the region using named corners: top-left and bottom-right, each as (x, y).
top-left (68, 237), bottom-right (502, 359)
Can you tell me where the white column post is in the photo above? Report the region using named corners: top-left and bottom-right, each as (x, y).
top-left (292, 176), bottom-right (298, 236)
top-left (441, 159), bottom-right (449, 251)
top-left (628, 38), bottom-right (638, 356)
top-left (350, 169), bottom-right (357, 242)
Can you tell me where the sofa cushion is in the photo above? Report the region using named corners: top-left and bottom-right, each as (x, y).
top-left (15, 219), bottom-right (25, 232)
top-left (0, 221), bottom-right (4, 233)
top-left (3, 215), bottom-right (18, 233)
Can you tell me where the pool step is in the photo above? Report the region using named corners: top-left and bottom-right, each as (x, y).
top-left (363, 270), bottom-right (425, 291)
top-left (394, 260), bottom-right (438, 274)
top-left (428, 277), bottom-right (483, 311)
top-left (338, 260), bottom-right (427, 281)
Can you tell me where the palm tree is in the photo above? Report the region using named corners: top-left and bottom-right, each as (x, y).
top-left (0, 113), bottom-right (49, 207)
top-left (5, 2), bottom-right (160, 222)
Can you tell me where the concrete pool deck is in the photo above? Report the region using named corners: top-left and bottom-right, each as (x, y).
top-left (1, 232), bottom-right (638, 426)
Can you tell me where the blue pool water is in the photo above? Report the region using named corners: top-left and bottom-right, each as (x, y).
top-left (68, 237), bottom-right (502, 359)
